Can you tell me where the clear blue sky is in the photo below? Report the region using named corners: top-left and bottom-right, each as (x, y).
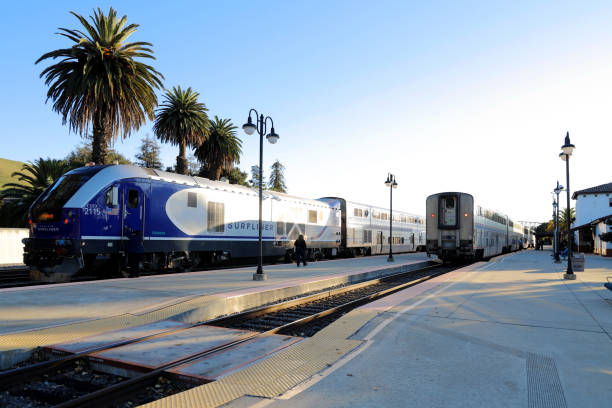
top-left (1, 0), bottom-right (611, 222)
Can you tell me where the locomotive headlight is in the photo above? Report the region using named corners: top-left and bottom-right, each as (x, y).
top-left (67, 210), bottom-right (73, 218)
top-left (464, 212), bottom-right (469, 217)
top-left (431, 213), bottom-right (435, 218)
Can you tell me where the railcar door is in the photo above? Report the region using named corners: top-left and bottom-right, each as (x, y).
top-left (122, 182), bottom-right (146, 255)
top-left (377, 231), bottom-right (384, 254)
top-left (410, 233), bottom-right (415, 251)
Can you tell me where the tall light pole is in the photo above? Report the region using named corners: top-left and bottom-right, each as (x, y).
top-left (385, 174), bottom-right (398, 262)
top-left (242, 109), bottom-right (279, 281)
top-left (552, 196), bottom-right (558, 260)
top-left (553, 181), bottom-right (564, 263)
top-left (559, 132), bottom-right (575, 280)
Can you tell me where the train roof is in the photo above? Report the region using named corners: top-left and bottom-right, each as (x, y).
top-left (64, 165), bottom-right (339, 210)
top-left (426, 191), bottom-right (523, 227)
top-left (318, 197), bottom-right (423, 219)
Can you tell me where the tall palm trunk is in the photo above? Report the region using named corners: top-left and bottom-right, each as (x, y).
top-left (208, 160), bottom-right (222, 180)
top-left (92, 115), bottom-right (110, 165)
top-left (176, 140), bottom-right (187, 174)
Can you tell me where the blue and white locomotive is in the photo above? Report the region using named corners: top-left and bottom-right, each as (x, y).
top-left (24, 165), bottom-right (424, 281)
top-left (425, 192), bottom-right (527, 262)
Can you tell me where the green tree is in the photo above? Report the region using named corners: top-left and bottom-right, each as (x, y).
top-left (195, 117), bottom-right (242, 180)
top-left (66, 141), bottom-right (131, 169)
top-left (250, 165), bottom-right (265, 188)
top-left (186, 155), bottom-right (200, 176)
top-left (36, 7), bottom-right (163, 165)
top-left (0, 158), bottom-right (70, 226)
top-left (153, 86), bottom-right (209, 174)
top-left (223, 167), bottom-right (249, 186)
top-left (268, 160), bottom-right (287, 193)
top-left (135, 135), bottom-right (162, 169)
top-left (559, 207), bottom-right (575, 232)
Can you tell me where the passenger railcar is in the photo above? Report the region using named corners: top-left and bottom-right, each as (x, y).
top-left (425, 192), bottom-right (525, 262)
top-left (318, 197), bottom-right (425, 256)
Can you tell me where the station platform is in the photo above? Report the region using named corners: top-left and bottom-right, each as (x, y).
top-left (0, 252), bottom-right (432, 368)
top-left (139, 251), bottom-right (612, 408)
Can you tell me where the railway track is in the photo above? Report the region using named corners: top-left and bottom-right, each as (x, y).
top-left (0, 262), bottom-right (462, 408)
top-left (0, 266), bottom-right (42, 289)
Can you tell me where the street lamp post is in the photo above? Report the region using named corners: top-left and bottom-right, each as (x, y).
top-left (242, 109), bottom-right (279, 281)
top-left (552, 197), bottom-right (558, 261)
top-left (553, 181), bottom-right (564, 263)
top-left (559, 132), bottom-right (575, 280)
top-left (385, 174), bottom-right (398, 262)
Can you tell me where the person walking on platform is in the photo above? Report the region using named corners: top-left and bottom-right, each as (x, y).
top-left (294, 234), bottom-right (308, 267)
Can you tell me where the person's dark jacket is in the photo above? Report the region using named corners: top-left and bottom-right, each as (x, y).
top-left (294, 237), bottom-right (307, 252)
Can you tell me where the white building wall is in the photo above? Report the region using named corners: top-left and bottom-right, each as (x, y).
top-left (593, 222), bottom-right (612, 256)
top-left (574, 193), bottom-right (612, 227)
top-left (0, 228), bottom-right (28, 265)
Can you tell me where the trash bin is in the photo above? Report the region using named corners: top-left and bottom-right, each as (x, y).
top-left (572, 253), bottom-right (585, 272)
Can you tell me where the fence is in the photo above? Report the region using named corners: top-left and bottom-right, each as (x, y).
top-left (0, 228), bottom-right (28, 265)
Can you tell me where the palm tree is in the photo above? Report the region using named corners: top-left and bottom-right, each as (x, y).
top-left (154, 86), bottom-right (210, 174)
top-left (195, 117), bottom-right (241, 180)
top-left (559, 207), bottom-right (575, 232)
top-left (36, 7), bottom-right (164, 165)
top-left (0, 158), bottom-right (70, 226)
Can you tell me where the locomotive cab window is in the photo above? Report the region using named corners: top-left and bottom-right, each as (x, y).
top-left (128, 189), bottom-right (139, 209)
top-left (105, 186), bottom-right (118, 207)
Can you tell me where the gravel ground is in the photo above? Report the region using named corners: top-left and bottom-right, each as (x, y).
top-left (113, 376), bottom-right (196, 408)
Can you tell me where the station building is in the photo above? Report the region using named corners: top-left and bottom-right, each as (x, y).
top-left (571, 182), bottom-right (612, 256)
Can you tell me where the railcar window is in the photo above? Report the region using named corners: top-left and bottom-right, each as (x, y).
top-left (309, 210), bottom-right (317, 223)
top-left (128, 190), bottom-right (139, 209)
top-left (446, 197), bottom-right (455, 208)
top-left (354, 208), bottom-right (358, 217)
top-left (187, 192), bottom-right (197, 208)
top-left (207, 202), bottom-right (225, 232)
top-left (381, 213), bottom-right (388, 220)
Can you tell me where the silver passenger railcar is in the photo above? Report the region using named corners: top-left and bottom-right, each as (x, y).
top-left (426, 192), bottom-right (524, 262)
top-left (318, 197), bottom-right (425, 256)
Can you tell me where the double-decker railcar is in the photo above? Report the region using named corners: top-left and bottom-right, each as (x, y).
top-left (425, 192), bottom-right (524, 262)
top-left (24, 165), bottom-right (341, 280)
top-left (318, 197), bottom-right (425, 256)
